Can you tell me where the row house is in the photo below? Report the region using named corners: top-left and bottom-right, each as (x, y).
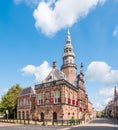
top-left (104, 100), bottom-right (114, 118)
top-left (17, 87), bottom-right (35, 119)
top-left (104, 87), bottom-right (118, 119)
top-left (114, 87), bottom-right (118, 119)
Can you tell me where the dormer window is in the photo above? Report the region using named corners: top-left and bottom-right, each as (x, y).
top-left (48, 75), bottom-right (52, 81)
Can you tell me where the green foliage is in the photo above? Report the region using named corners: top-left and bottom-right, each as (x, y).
top-left (71, 116), bottom-right (75, 123)
top-left (96, 110), bottom-right (104, 117)
top-left (0, 84), bottom-right (23, 118)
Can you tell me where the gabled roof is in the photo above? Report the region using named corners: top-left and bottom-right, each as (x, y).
top-left (19, 86), bottom-right (35, 96)
top-left (42, 68), bottom-right (68, 83)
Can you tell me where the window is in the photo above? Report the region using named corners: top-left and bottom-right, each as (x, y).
top-left (28, 98), bottom-right (30, 105)
top-left (23, 98), bottom-right (26, 106)
top-left (38, 93), bottom-right (43, 105)
top-left (65, 91), bottom-right (68, 104)
top-left (66, 48), bottom-right (68, 53)
top-left (70, 93), bottom-right (72, 105)
top-left (48, 76), bottom-right (52, 81)
top-left (19, 99), bottom-right (22, 106)
top-left (22, 99), bottom-right (23, 106)
top-left (45, 92), bottom-right (50, 104)
top-left (69, 48), bottom-right (71, 52)
top-left (17, 99), bottom-right (19, 106)
top-left (54, 90), bottom-right (61, 104)
top-left (72, 95), bottom-right (76, 105)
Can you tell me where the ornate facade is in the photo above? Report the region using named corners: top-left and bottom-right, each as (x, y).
top-left (17, 29), bottom-right (88, 121)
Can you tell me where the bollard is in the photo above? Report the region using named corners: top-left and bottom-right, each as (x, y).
top-left (35, 120), bottom-right (37, 125)
top-left (28, 119), bottom-right (29, 125)
top-left (24, 119), bottom-right (26, 124)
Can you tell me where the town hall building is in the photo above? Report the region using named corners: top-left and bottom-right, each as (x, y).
top-left (17, 29), bottom-right (89, 121)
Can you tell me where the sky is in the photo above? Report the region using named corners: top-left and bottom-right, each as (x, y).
top-left (0, 0), bottom-right (118, 110)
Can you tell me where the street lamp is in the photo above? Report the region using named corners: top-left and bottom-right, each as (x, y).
top-left (6, 110), bottom-right (9, 120)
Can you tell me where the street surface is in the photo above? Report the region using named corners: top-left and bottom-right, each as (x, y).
top-left (67, 118), bottom-right (118, 130)
top-left (0, 118), bottom-right (118, 130)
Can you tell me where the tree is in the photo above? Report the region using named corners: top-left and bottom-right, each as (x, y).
top-left (0, 84), bottom-right (23, 118)
top-left (96, 110), bottom-right (104, 117)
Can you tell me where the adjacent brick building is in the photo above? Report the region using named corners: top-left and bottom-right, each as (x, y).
top-left (17, 29), bottom-right (89, 121)
top-left (104, 87), bottom-right (118, 118)
top-left (17, 87), bottom-right (35, 119)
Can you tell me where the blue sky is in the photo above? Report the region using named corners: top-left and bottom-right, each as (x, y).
top-left (0, 0), bottom-right (118, 110)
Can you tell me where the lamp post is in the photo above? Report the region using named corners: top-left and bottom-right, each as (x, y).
top-left (6, 110), bottom-right (9, 120)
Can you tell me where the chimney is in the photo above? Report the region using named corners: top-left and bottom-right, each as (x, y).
top-left (53, 61), bottom-right (56, 69)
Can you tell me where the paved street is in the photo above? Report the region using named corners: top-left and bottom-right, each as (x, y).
top-left (68, 118), bottom-right (118, 130)
top-left (0, 122), bottom-right (68, 130)
top-left (0, 118), bottom-right (118, 130)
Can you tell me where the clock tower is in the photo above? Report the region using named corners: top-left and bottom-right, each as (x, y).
top-left (61, 29), bottom-right (77, 84)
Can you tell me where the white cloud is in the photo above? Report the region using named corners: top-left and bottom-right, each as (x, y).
top-left (95, 103), bottom-right (104, 110)
top-left (86, 61), bottom-right (118, 86)
top-left (86, 62), bottom-right (111, 82)
top-left (86, 61), bottom-right (118, 110)
top-left (14, 0), bottom-right (106, 36)
top-left (113, 26), bottom-right (118, 39)
top-left (33, 0), bottom-right (106, 36)
top-left (22, 61), bottom-right (51, 83)
top-left (91, 92), bottom-right (113, 110)
top-left (99, 87), bottom-right (114, 97)
top-left (94, 97), bottom-right (112, 110)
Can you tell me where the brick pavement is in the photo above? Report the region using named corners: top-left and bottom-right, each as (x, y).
top-left (0, 122), bottom-right (70, 130)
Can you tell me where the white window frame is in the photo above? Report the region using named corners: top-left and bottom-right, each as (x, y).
top-left (54, 90), bottom-right (60, 104)
top-left (38, 93), bottom-right (43, 105)
top-left (65, 91), bottom-right (68, 104)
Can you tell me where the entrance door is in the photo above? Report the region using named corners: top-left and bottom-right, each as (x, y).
top-left (22, 111), bottom-right (25, 119)
top-left (19, 111), bottom-right (21, 119)
top-left (41, 112), bottom-right (44, 121)
top-left (26, 111), bottom-right (29, 119)
top-left (53, 112), bottom-right (57, 121)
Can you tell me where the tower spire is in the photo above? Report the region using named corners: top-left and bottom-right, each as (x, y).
top-left (61, 29), bottom-right (77, 84)
top-left (66, 28), bottom-right (71, 44)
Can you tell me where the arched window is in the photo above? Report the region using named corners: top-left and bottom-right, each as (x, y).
top-left (69, 48), bottom-right (71, 52)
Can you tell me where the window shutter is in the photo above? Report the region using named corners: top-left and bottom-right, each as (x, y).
top-left (68, 98), bottom-right (70, 104)
top-left (76, 101), bottom-right (78, 106)
top-left (80, 107), bottom-right (82, 112)
top-left (72, 100), bottom-right (75, 105)
top-left (50, 98), bottom-right (54, 103)
top-left (34, 98), bottom-right (38, 105)
top-left (58, 97), bottom-right (61, 102)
